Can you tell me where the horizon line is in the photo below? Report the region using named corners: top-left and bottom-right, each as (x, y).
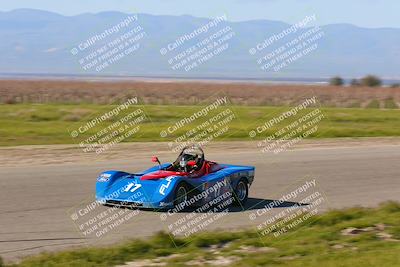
top-left (1, 8), bottom-right (399, 30)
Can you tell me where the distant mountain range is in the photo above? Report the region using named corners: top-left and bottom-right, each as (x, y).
top-left (0, 8), bottom-right (399, 79)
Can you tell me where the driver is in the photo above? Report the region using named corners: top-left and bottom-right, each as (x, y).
top-left (179, 152), bottom-right (199, 173)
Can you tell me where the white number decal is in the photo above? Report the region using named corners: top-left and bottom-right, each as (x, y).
top-left (124, 183), bottom-right (142, 192)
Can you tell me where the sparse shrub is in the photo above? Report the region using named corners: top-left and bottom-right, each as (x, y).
top-left (384, 98), bottom-right (398, 109)
top-left (361, 75), bottom-right (382, 87)
top-left (391, 83), bottom-right (400, 88)
top-left (366, 99), bottom-right (380, 109)
top-left (4, 97), bottom-right (17, 104)
top-left (329, 76), bottom-right (344, 86)
top-left (350, 79), bottom-right (361, 86)
top-left (348, 102), bottom-right (361, 108)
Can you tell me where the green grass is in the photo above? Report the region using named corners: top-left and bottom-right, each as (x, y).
top-left (1, 104), bottom-right (400, 146)
top-left (5, 202), bottom-right (400, 267)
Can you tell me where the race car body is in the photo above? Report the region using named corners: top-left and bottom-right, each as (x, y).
top-left (96, 145), bottom-right (255, 210)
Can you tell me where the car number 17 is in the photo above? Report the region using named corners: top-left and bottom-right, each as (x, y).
top-left (124, 183), bottom-right (142, 192)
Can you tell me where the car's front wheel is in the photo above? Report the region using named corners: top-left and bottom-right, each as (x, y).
top-left (173, 183), bottom-right (189, 209)
top-left (233, 179), bottom-right (248, 206)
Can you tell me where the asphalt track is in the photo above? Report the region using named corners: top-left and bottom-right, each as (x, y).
top-left (1, 141), bottom-right (400, 262)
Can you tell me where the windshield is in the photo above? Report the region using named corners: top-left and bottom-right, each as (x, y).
top-left (172, 145), bottom-right (204, 172)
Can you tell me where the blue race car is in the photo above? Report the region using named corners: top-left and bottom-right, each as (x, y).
top-left (96, 145), bottom-right (255, 210)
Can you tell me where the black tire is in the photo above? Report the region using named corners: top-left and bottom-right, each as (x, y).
top-left (173, 183), bottom-right (190, 210)
top-left (233, 179), bottom-right (249, 206)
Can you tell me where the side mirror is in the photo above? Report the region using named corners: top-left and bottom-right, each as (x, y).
top-left (187, 160), bottom-right (197, 167)
top-left (151, 156), bottom-right (160, 165)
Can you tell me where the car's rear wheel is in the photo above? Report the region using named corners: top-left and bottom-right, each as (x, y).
top-left (173, 183), bottom-right (189, 209)
top-left (233, 179), bottom-right (248, 206)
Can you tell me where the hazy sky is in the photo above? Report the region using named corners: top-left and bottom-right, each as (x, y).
top-left (1, 0), bottom-right (398, 28)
